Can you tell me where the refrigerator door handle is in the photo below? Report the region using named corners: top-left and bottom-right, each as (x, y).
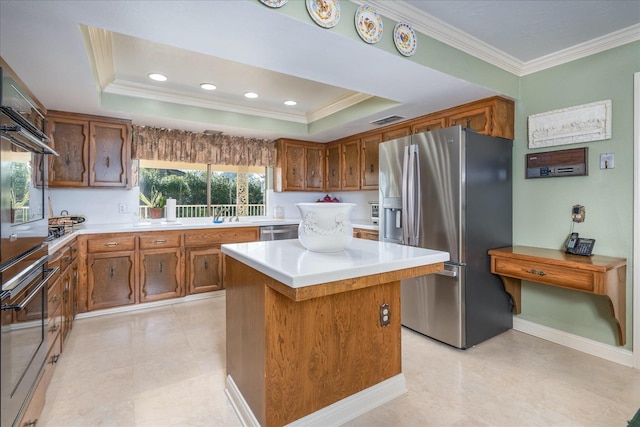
top-left (401, 146), bottom-right (410, 245)
top-left (412, 145), bottom-right (421, 245)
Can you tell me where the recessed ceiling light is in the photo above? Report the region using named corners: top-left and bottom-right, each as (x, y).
top-left (284, 100), bottom-right (297, 106)
top-left (200, 83), bottom-right (217, 91)
top-left (244, 92), bottom-right (259, 99)
top-left (148, 73), bottom-right (167, 82)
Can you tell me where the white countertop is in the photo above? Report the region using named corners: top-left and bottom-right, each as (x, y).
top-left (221, 238), bottom-right (449, 288)
top-left (46, 217), bottom-right (378, 254)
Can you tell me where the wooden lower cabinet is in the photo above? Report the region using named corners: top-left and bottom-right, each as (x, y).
top-left (140, 248), bottom-right (183, 302)
top-left (184, 227), bottom-right (259, 295)
top-left (353, 227), bottom-right (379, 241)
top-left (77, 227), bottom-right (259, 312)
top-left (186, 246), bottom-right (224, 294)
top-left (87, 251), bottom-right (137, 310)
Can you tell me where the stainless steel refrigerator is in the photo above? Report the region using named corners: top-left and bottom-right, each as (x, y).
top-left (379, 126), bottom-right (512, 349)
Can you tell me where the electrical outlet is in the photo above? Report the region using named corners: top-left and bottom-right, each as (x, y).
top-left (379, 303), bottom-right (390, 327)
top-left (118, 203), bottom-right (128, 214)
top-left (571, 204), bottom-right (585, 223)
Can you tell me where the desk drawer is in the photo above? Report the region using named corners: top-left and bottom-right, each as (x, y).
top-left (493, 257), bottom-right (595, 292)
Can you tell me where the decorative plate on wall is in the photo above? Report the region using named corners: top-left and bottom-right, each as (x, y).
top-left (354, 4), bottom-right (383, 44)
top-left (306, 0), bottom-right (340, 28)
top-left (393, 22), bottom-right (417, 56)
top-left (259, 0), bottom-right (288, 7)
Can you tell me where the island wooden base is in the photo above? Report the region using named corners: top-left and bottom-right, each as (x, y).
top-left (225, 257), bottom-right (443, 426)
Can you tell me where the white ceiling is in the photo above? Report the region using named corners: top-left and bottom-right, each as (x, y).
top-left (1, 0), bottom-right (638, 142)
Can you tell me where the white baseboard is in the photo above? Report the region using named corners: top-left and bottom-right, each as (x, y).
top-left (513, 317), bottom-right (634, 367)
top-left (226, 374), bottom-right (407, 427)
top-left (76, 291), bottom-right (224, 319)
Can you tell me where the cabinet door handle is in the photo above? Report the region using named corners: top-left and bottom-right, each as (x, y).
top-left (51, 294), bottom-right (59, 303)
top-left (527, 269), bottom-right (546, 276)
top-left (106, 156), bottom-right (110, 168)
top-left (109, 266), bottom-right (115, 278)
top-left (370, 164), bottom-right (374, 172)
top-left (349, 167), bottom-right (353, 175)
top-left (204, 260), bottom-right (209, 269)
top-left (159, 262), bottom-right (163, 273)
top-left (24, 420), bottom-right (38, 427)
top-left (63, 256), bottom-right (71, 262)
top-left (49, 324), bottom-right (60, 333)
top-left (65, 155), bottom-right (70, 166)
top-left (155, 239), bottom-right (167, 244)
top-left (49, 353), bottom-right (60, 364)
top-left (105, 242), bottom-right (119, 247)
top-left (292, 168), bottom-right (296, 176)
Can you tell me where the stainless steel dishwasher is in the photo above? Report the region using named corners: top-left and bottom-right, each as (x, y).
top-left (259, 224), bottom-right (299, 241)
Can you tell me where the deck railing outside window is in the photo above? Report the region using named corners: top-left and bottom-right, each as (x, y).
top-left (138, 204), bottom-right (265, 219)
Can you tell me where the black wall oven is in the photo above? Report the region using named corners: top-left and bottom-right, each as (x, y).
top-left (1, 65), bottom-right (58, 426)
top-left (1, 246), bottom-right (57, 427)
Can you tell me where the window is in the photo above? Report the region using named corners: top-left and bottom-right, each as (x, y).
top-left (138, 160), bottom-right (265, 219)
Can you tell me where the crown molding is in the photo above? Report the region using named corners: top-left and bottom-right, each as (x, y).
top-left (104, 80), bottom-right (372, 125)
top-left (80, 24), bottom-right (115, 91)
top-left (521, 23), bottom-right (640, 75)
top-left (358, 1), bottom-right (640, 77)
top-left (306, 92), bottom-right (374, 123)
top-left (357, 0), bottom-right (524, 75)
top-left (105, 80), bottom-right (310, 123)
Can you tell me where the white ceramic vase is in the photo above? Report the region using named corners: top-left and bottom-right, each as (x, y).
top-left (296, 203), bottom-right (355, 252)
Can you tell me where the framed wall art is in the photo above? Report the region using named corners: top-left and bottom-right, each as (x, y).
top-left (528, 100), bottom-right (612, 149)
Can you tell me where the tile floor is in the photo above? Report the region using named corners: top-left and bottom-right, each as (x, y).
top-left (39, 295), bottom-right (640, 427)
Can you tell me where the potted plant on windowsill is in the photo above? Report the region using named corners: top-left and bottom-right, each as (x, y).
top-left (141, 189), bottom-right (166, 219)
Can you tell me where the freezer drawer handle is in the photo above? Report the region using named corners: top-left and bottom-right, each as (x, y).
top-left (435, 269), bottom-right (458, 277)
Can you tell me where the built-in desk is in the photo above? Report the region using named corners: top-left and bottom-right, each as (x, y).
top-left (488, 246), bottom-right (627, 346)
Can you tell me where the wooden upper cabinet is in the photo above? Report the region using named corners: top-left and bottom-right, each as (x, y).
top-left (47, 111), bottom-right (131, 188)
top-left (282, 141), bottom-right (305, 191)
top-left (276, 139), bottom-right (324, 192)
top-left (47, 116), bottom-right (90, 187)
top-left (325, 142), bottom-right (341, 192)
top-left (342, 139), bottom-right (361, 190)
top-left (446, 96), bottom-right (514, 140)
top-left (381, 126), bottom-right (410, 142)
top-left (305, 145), bottom-right (324, 191)
top-left (411, 116), bottom-right (447, 134)
top-left (90, 121), bottom-right (130, 187)
top-left (448, 105), bottom-right (492, 135)
top-left (361, 134), bottom-right (381, 190)
top-left (273, 96), bottom-right (513, 192)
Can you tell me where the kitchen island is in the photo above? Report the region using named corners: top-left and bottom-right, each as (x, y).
top-left (221, 238), bottom-right (449, 427)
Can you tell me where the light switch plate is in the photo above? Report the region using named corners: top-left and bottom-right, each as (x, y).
top-left (600, 153), bottom-right (614, 169)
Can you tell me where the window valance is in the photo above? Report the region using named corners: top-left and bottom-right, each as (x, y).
top-left (131, 125), bottom-right (276, 167)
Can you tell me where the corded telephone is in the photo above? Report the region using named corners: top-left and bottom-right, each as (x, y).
top-left (565, 233), bottom-right (595, 256)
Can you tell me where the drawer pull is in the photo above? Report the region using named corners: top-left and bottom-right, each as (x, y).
top-left (49, 324), bottom-right (60, 333)
top-left (105, 242), bottom-right (119, 247)
top-left (155, 239), bottom-right (167, 244)
top-left (49, 354), bottom-right (60, 364)
top-left (527, 269), bottom-right (546, 276)
top-left (51, 294), bottom-right (59, 303)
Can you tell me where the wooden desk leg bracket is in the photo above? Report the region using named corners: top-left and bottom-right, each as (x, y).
top-left (497, 276), bottom-right (522, 315)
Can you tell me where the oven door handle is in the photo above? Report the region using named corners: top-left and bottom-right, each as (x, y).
top-left (1, 267), bottom-right (58, 311)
